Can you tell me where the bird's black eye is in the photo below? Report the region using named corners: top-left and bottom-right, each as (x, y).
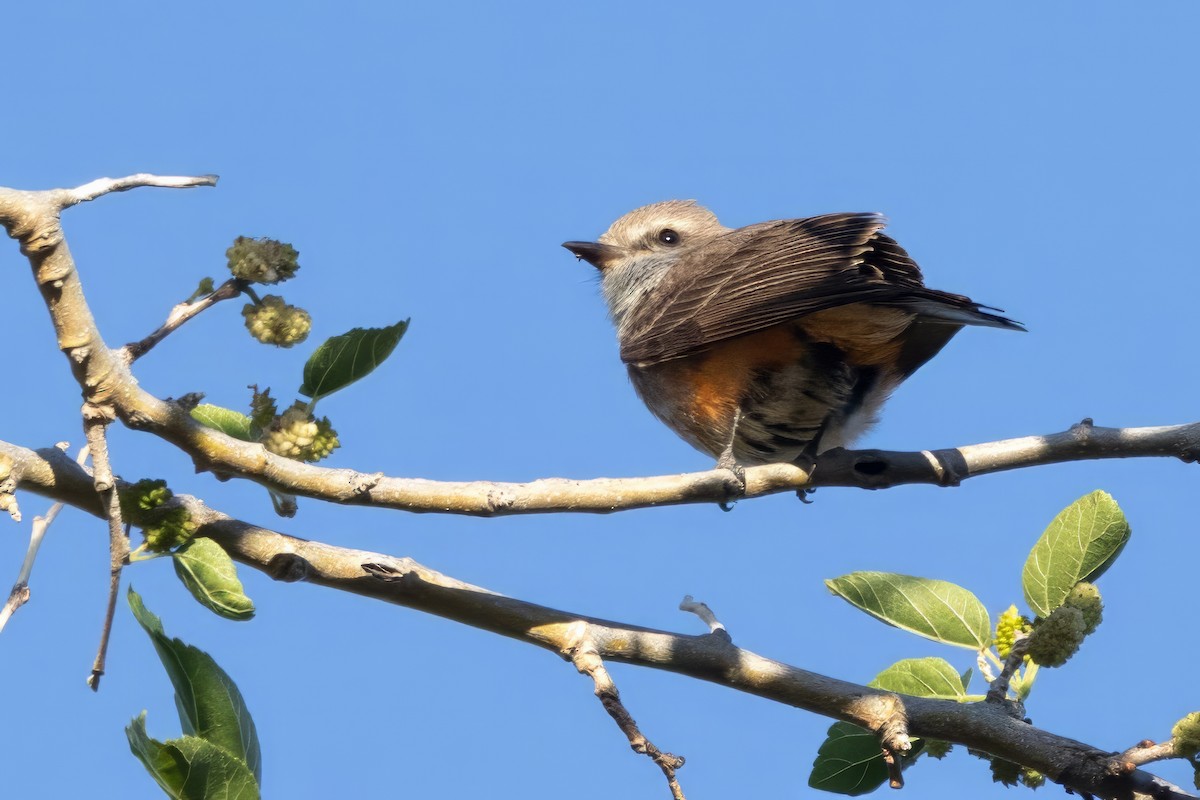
top-left (657, 228), bottom-right (681, 246)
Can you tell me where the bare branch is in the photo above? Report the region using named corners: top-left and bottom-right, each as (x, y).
top-left (1120, 736), bottom-right (1197, 768)
top-left (2, 177), bottom-right (1198, 518)
top-left (123, 278), bottom-right (246, 362)
top-left (105, 388), bottom-right (1200, 516)
top-left (62, 174), bottom-right (219, 206)
top-left (2, 437), bottom-right (1193, 800)
top-left (679, 595), bottom-right (728, 637)
top-left (0, 446), bottom-right (89, 635)
top-left (81, 409), bottom-right (129, 691)
top-left (563, 621), bottom-right (687, 800)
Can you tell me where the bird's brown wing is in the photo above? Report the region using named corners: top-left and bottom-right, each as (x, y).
top-left (618, 213), bottom-right (1019, 366)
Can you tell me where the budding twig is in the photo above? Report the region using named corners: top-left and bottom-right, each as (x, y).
top-left (986, 634), bottom-right (1031, 704)
top-left (123, 278), bottom-right (245, 362)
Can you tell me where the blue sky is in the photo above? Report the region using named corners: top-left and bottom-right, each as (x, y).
top-left (2, 2), bottom-right (1198, 797)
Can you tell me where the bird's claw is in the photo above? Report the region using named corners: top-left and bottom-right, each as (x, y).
top-left (716, 458), bottom-right (746, 512)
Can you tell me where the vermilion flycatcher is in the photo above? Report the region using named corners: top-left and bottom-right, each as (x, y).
top-left (564, 201), bottom-right (1022, 470)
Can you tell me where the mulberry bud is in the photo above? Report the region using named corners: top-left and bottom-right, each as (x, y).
top-left (119, 479), bottom-right (173, 524)
top-left (261, 402), bottom-right (339, 463)
top-left (1063, 582), bottom-right (1103, 635)
top-left (1026, 605), bottom-right (1087, 668)
top-left (1172, 711), bottom-right (1200, 756)
top-left (995, 605), bottom-right (1032, 659)
top-left (226, 236), bottom-right (299, 284)
top-left (243, 295), bottom-right (311, 347)
top-left (1020, 768), bottom-right (1046, 789)
top-left (143, 507), bottom-right (197, 553)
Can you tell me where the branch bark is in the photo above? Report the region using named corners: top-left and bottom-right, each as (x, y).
top-left (0, 438), bottom-right (1192, 800)
top-left (2, 177), bottom-right (1198, 519)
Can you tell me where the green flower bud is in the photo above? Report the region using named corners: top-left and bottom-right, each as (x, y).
top-left (261, 402), bottom-right (340, 463)
top-left (990, 757), bottom-right (1020, 787)
top-left (119, 479), bottom-right (173, 525)
top-left (1020, 768), bottom-right (1046, 789)
top-left (1172, 712), bottom-right (1200, 756)
top-left (1063, 582), bottom-right (1103, 635)
top-left (243, 295), bottom-right (311, 347)
top-left (995, 604), bottom-right (1032, 659)
top-left (1026, 605), bottom-right (1087, 668)
top-left (143, 506), bottom-right (197, 553)
top-left (119, 480), bottom-right (196, 552)
top-left (226, 236), bottom-right (299, 284)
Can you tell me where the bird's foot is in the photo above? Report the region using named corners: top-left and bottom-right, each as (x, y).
top-left (715, 451), bottom-right (746, 512)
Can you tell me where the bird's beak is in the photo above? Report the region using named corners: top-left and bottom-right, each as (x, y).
top-left (562, 241), bottom-right (622, 269)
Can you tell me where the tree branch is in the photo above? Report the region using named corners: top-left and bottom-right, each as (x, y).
top-left (63, 173), bottom-right (219, 206)
top-left (123, 277), bottom-right (246, 362)
top-left (563, 621), bottom-right (687, 800)
top-left (81, 408), bottom-right (129, 690)
top-left (0, 438), bottom-right (1192, 800)
top-left (2, 178), bottom-right (1198, 519)
top-left (0, 445), bottom-right (89, 635)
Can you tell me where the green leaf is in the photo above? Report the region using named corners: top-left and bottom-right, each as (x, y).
top-left (826, 572), bottom-right (991, 649)
top-left (298, 319), bottom-right (409, 400)
top-left (173, 538), bottom-right (256, 621)
top-left (810, 656), bottom-right (946, 794)
top-left (128, 588), bottom-right (262, 783)
top-left (127, 713), bottom-right (259, 800)
top-left (1022, 491), bottom-right (1131, 618)
top-left (869, 658), bottom-right (969, 701)
top-left (809, 722), bottom-right (891, 795)
top-left (127, 711), bottom-right (188, 796)
top-left (191, 404), bottom-right (256, 441)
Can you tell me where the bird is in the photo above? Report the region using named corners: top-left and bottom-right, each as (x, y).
top-left (563, 200), bottom-right (1022, 473)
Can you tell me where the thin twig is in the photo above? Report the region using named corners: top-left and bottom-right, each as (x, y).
top-left (986, 635), bottom-right (1031, 704)
top-left (62, 174), bottom-right (218, 207)
top-left (563, 621), bottom-right (687, 800)
top-left (1119, 739), bottom-right (1188, 768)
top-left (679, 595), bottom-right (728, 637)
top-left (123, 278), bottom-right (245, 361)
top-left (0, 446), bottom-right (89, 634)
top-left (82, 412), bottom-right (128, 691)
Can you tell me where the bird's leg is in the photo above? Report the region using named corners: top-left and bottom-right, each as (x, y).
top-left (716, 409), bottom-right (747, 512)
top-left (793, 416), bottom-right (833, 504)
